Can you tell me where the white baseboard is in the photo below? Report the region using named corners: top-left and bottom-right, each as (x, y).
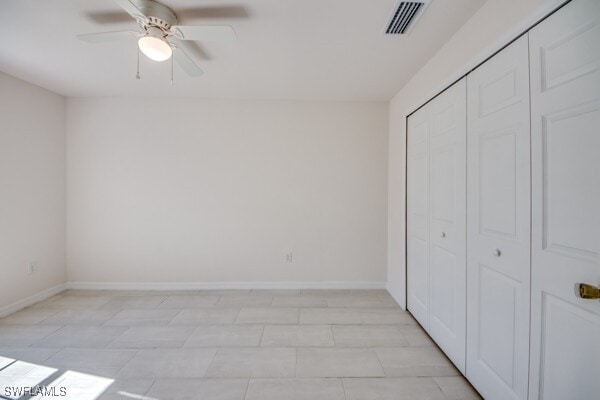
top-left (0, 283), bottom-right (67, 318)
top-left (66, 281), bottom-right (387, 291)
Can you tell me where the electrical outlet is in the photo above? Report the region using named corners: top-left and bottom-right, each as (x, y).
top-left (285, 252), bottom-right (293, 263)
top-left (28, 262), bottom-right (37, 275)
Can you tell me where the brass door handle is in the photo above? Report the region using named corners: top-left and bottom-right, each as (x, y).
top-left (576, 283), bottom-right (600, 300)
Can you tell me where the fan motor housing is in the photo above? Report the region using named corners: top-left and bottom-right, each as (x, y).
top-left (133, 0), bottom-right (177, 31)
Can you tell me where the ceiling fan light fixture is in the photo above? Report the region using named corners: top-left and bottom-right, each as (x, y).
top-left (138, 27), bottom-right (172, 61)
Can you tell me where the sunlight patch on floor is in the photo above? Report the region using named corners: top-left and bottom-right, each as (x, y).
top-left (31, 370), bottom-right (113, 400)
top-left (0, 356), bottom-right (120, 400)
top-left (0, 360), bottom-right (57, 400)
top-left (116, 391), bottom-right (159, 400)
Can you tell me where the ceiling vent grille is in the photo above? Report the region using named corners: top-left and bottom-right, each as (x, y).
top-left (385, 1), bottom-right (430, 35)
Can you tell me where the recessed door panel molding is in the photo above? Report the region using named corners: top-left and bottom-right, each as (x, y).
top-left (478, 264), bottom-right (520, 388)
top-left (431, 144), bottom-right (455, 224)
top-left (407, 78), bottom-right (467, 373)
top-left (478, 127), bottom-right (518, 240)
top-left (431, 244), bottom-right (458, 333)
top-left (407, 104), bottom-right (431, 331)
top-left (479, 69), bottom-right (520, 118)
top-left (466, 35), bottom-right (531, 400)
top-left (432, 103), bottom-right (459, 137)
top-left (540, 14), bottom-right (600, 92)
top-left (409, 237), bottom-right (430, 313)
top-left (541, 100), bottom-right (599, 261)
top-left (538, 293), bottom-right (600, 400)
top-left (428, 78), bottom-right (466, 373)
top-left (410, 152), bottom-right (430, 225)
top-left (529, 1), bottom-right (600, 398)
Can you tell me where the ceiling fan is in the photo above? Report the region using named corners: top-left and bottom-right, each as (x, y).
top-left (77, 0), bottom-right (241, 78)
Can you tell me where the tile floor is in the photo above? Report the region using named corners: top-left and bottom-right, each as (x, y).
top-left (0, 289), bottom-right (481, 399)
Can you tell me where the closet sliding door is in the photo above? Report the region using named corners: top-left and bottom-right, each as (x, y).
top-left (528, 0), bottom-right (600, 398)
top-left (407, 78), bottom-right (466, 371)
top-left (466, 35), bottom-right (531, 400)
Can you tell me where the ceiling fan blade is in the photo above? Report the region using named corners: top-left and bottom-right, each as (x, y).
top-left (171, 25), bottom-right (236, 41)
top-left (174, 45), bottom-right (204, 77)
top-left (176, 5), bottom-right (249, 20)
top-left (77, 30), bottom-right (139, 43)
top-left (176, 41), bottom-right (212, 61)
top-left (85, 11), bottom-right (133, 25)
top-left (113, 0), bottom-right (145, 21)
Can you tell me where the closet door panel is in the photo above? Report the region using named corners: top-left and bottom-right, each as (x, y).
top-left (466, 35), bottom-right (531, 400)
top-left (528, 1), bottom-right (600, 398)
top-left (429, 78), bottom-right (467, 373)
top-left (407, 106), bottom-right (431, 330)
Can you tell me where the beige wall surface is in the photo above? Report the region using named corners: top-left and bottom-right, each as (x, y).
top-left (67, 98), bottom-right (389, 284)
top-left (0, 72), bottom-right (67, 309)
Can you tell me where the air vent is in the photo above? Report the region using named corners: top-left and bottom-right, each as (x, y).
top-left (385, 1), bottom-right (430, 35)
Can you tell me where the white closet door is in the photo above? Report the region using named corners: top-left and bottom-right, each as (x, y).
top-left (407, 103), bottom-right (431, 330)
top-left (428, 78), bottom-right (467, 373)
top-left (466, 35), bottom-right (531, 400)
top-left (529, 1), bottom-right (600, 398)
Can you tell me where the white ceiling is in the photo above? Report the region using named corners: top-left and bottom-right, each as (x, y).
top-left (0, 0), bottom-right (485, 101)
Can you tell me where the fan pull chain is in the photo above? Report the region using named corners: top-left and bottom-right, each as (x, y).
top-left (136, 46), bottom-right (141, 80)
top-left (170, 50), bottom-right (174, 86)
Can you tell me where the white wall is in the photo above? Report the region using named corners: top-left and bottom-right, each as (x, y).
top-left (0, 72), bottom-right (66, 310)
top-left (67, 98), bottom-right (388, 286)
top-left (387, 0), bottom-right (567, 307)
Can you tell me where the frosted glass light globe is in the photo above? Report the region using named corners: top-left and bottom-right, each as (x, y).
top-left (138, 35), bottom-right (172, 62)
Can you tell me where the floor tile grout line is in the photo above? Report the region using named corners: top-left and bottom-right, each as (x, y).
top-left (156, 296), bottom-right (169, 308)
top-left (233, 308), bottom-right (242, 324)
top-left (341, 377), bottom-right (348, 400)
top-left (111, 348), bottom-right (140, 378)
top-left (36, 309), bottom-right (61, 325)
top-left (201, 347), bottom-right (220, 378)
top-left (258, 324), bottom-right (266, 347)
top-left (143, 378), bottom-right (158, 398)
top-left (242, 378), bottom-right (251, 400)
top-left (330, 324), bottom-right (340, 347)
top-left (180, 325), bottom-right (199, 348)
top-left (0, 359), bottom-right (17, 373)
top-left (169, 308), bottom-right (186, 327)
top-left (431, 376), bottom-right (452, 400)
top-left (294, 347), bottom-right (298, 378)
top-left (372, 346), bottom-right (388, 378)
top-left (104, 326), bottom-right (127, 348)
